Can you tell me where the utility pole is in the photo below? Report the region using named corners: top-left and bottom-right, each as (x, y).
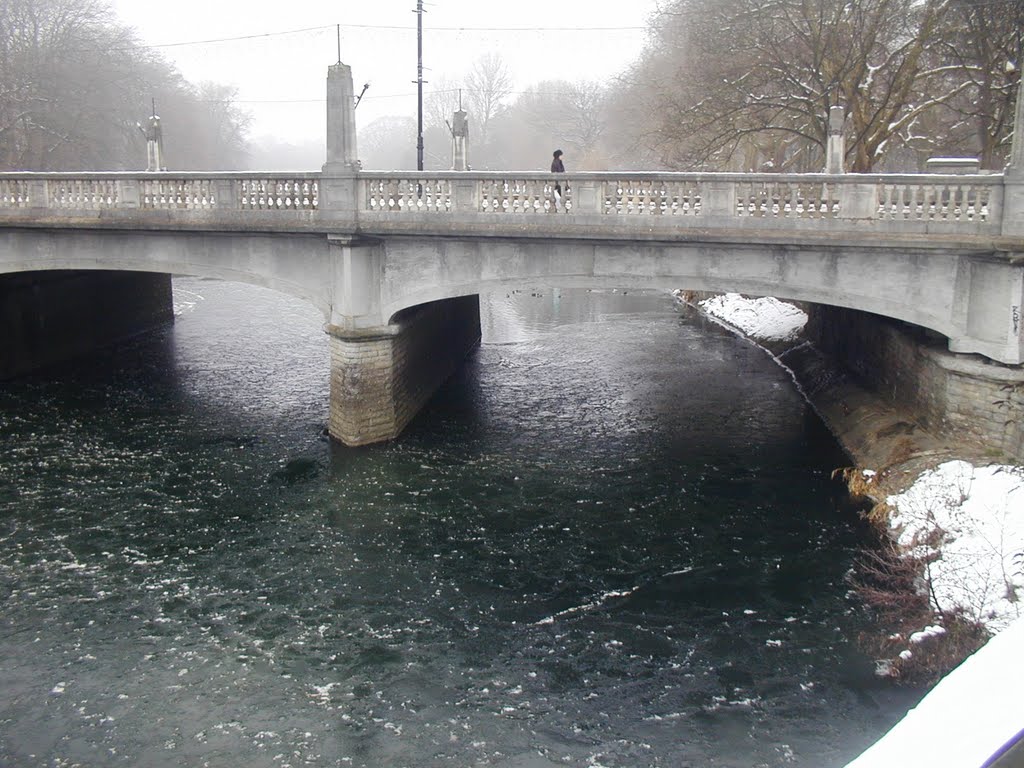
top-left (414, 0), bottom-right (425, 171)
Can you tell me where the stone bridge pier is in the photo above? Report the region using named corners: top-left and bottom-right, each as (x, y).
top-left (324, 234), bottom-right (481, 446)
top-left (319, 78), bottom-right (482, 446)
top-left (325, 296), bottom-right (480, 446)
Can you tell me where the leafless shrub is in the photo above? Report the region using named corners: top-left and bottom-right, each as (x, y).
top-left (849, 502), bottom-right (990, 685)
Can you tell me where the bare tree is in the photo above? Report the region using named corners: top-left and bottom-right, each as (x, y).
top-left (491, 80), bottom-right (609, 169)
top-left (924, 0), bottom-right (1022, 169)
top-left (358, 115), bottom-right (417, 170)
top-left (420, 57), bottom-right (512, 167)
top-left (615, 0), bottom-right (964, 172)
top-left (0, 0), bottom-right (250, 171)
top-left (464, 53), bottom-right (512, 148)
top-left (423, 76), bottom-right (462, 133)
top-left (161, 81), bottom-right (251, 170)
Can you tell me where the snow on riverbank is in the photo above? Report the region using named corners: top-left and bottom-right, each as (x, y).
top-left (844, 462), bottom-right (1024, 767)
top-left (884, 461), bottom-right (1024, 633)
top-left (694, 292), bottom-right (1024, 634)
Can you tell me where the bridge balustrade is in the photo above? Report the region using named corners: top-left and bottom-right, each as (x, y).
top-left (365, 177), bottom-right (450, 212)
top-left (0, 170), bottom-right (1008, 236)
top-left (48, 178), bottom-right (121, 210)
top-left (876, 179), bottom-right (994, 222)
top-left (0, 173), bottom-right (321, 213)
top-left (0, 178), bottom-right (31, 208)
top-left (140, 177), bottom-right (218, 209)
top-left (355, 172), bottom-right (1000, 229)
top-left (237, 178), bottom-right (318, 211)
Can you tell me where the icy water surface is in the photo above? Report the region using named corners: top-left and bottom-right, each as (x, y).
top-left (0, 279), bottom-right (921, 767)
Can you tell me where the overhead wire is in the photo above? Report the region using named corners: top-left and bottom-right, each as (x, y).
top-left (133, 22), bottom-right (647, 52)
top-left (214, 86), bottom-right (604, 105)
top-left (94, 15), bottom-right (654, 123)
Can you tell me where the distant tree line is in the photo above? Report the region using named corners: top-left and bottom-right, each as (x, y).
top-left (0, 0), bottom-right (249, 171)
top-left (6, 0), bottom-right (1013, 174)
top-left (361, 0), bottom-right (1020, 173)
top-left (610, 0), bottom-right (1022, 171)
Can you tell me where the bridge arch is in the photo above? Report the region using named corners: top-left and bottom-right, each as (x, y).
top-left (1, 224), bottom-right (1021, 450)
top-left (0, 228), bottom-right (334, 321)
top-left (375, 237), bottom-right (973, 349)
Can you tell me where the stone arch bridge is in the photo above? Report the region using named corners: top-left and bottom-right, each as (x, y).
top-left (1, 63), bottom-right (1022, 450)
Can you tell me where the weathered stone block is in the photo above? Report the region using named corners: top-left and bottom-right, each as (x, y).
top-left (326, 295), bottom-right (481, 446)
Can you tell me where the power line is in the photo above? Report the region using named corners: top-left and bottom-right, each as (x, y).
top-left (217, 87), bottom-right (614, 105)
top-left (138, 22), bottom-right (647, 51)
top-left (146, 24), bottom-right (334, 49)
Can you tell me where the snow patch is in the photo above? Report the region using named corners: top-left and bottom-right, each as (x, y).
top-left (693, 292), bottom-right (808, 342)
top-left (886, 461), bottom-right (1024, 632)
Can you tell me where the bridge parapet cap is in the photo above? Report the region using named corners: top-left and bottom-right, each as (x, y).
top-left (0, 170), bottom-right (1007, 186)
top-left (355, 170), bottom-right (1006, 184)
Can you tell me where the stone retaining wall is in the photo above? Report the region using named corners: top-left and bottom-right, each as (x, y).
top-left (805, 305), bottom-right (1024, 462)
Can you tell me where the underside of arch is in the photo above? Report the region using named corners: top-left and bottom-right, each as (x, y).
top-left (0, 269), bottom-right (174, 379)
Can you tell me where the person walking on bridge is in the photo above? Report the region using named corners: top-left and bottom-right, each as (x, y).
top-left (550, 149), bottom-right (566, 211)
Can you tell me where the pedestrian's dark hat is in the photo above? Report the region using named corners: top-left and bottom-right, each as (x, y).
top-left (553, 149), bottom-right (563, 157)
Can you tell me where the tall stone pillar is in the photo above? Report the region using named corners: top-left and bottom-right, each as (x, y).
top-left (1002, 75), bottom-right (1024, 236)
top-left (451, 109), bottom-right (469, 171)
top-left (321, 63), bottom-right (360, 216)
top-left (825, 105), bottom-right (845, 174)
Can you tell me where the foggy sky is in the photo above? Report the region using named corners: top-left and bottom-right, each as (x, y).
top-left (107, 0), bottom-right (659, 144)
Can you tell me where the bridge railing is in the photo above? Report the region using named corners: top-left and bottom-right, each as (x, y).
top-left (0, 172), bottom-right (320, 212)
top-left (0, 170), bottom-right (1009, 236)
top-left (356, 171), bottom-right (1002, 228)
